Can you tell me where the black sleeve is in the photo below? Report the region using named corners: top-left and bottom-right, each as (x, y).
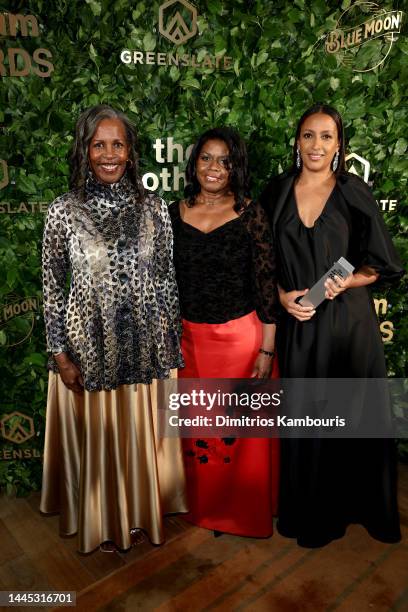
top-left (258, 176), bottom-right (281, 228)
top-left (339, 174), bottom-right (404, 287)
top-left (167, 200), bottom-right (180, 225)
top-left (241, 201), bottom-right (279, 324)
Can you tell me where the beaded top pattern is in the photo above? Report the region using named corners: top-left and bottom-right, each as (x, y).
top-left (42, 173), bottom-right (183, 391)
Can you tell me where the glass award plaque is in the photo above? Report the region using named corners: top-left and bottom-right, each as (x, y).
top-left (297, 257), bottom-right (355, 308)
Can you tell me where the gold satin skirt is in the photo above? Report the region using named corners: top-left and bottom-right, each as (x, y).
top-left (40, 372), bottom-right (188, 553)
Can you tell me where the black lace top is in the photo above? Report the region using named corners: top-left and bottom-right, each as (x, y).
top-left (168, 200), bottom-right (278, 324)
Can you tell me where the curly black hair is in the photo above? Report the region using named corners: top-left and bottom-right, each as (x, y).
top-left (185, 127), bottom-right (250, 212)
top-left (69, 104), bottom-right (144, 198)
top-left (292, 103), bottom-right (346, 176)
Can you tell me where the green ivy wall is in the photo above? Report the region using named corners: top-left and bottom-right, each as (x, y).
top-left (0, 0), bottom-right (407, 493)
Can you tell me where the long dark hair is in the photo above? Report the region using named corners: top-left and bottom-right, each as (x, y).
top-left (185, 127), bottom-right (250, 212)
top-left (69, 104), bottom-right (144, 196)
top-left (292, 104), bottom-right (346, 176)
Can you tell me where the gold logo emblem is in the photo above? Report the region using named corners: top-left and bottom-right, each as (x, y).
top-left (0, 411), bottom-right (35, 444)
top-left (0, 296), bottom-right (39, 347)
top-left (325, 2), bottom-right (404, 72)
top-left (159, 0), bottom-right (198, 45)
top-left (0, 160), bottom-right (9, 189)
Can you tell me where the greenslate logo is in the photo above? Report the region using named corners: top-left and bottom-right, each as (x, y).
top-left (0, 159), bottom-right (8, 189)
top-left (121, 0), bottom-right (232, 71)
top-left (0, 411), bottom-right (35, 444)
top-left (159, 0), bottom-right (198, 45)
top-left (345, 152), bottom-right (370, 183)
top-left (0, 411), bottom-right (42, 461)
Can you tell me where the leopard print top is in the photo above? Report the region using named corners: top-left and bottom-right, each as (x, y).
top-left (42, 173), bottom-right (183, 391)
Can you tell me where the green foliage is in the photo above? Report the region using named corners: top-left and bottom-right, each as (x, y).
top-left (0, 0), bottom-right (407, 491)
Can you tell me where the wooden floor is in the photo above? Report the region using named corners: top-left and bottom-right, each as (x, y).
top-left (0, 494), bottom-right (191, 595)
top-left (0, 464), bottom-right (407, 612)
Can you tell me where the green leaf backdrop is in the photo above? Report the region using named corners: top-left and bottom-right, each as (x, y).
top-left (0, 0), bottom-right (407, 492)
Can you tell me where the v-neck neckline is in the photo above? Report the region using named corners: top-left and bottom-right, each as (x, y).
top-left (180, 216), bottom-right (241, 236)
top-left (178, 201), bottom-right (246, 236)
top-left (293, 184), bottom-right (336, 229)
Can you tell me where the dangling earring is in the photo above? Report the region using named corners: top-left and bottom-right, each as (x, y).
top-left (332, 151), bottom-right (339, 172)
top-left (296, 148), bottom-right (301, 170)
top-left (126, 159), bottom-right (134, 168)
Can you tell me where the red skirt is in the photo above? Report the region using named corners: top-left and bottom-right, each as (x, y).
top-left (180, 310), bottom-right (279, 537)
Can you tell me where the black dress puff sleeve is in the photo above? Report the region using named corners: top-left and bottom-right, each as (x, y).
top-left (337, 174), bottom-right (404, 287)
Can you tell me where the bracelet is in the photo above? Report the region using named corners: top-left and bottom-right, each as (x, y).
top-left (259, 348), bottom-right (275, 357)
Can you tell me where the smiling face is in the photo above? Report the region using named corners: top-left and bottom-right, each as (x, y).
top-left (297, 112), bottom-right (340, 174)
top-left (195, 138), bottom-right (231, 193)
top-left (88, 118), bottom-right (129, 184)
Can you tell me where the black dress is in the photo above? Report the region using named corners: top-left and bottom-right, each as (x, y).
top-left (168, 200), bottom-right (278, 324)
top-left (260, 172), bottom-right (404, 547)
